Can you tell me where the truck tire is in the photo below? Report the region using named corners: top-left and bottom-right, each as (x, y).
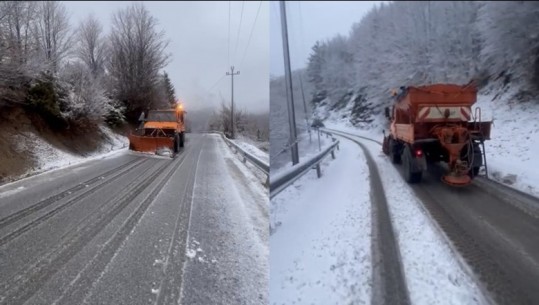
top-left (389, 137), bottom-right (401, 164)
top-left (462, 143), bottom-right (482, 178)
top-left (173, 135), bottom-right (179, 153)
top-left (403, 146), bottom-right (422, 183)
top-left (179, 133), bottom-right (184, 148)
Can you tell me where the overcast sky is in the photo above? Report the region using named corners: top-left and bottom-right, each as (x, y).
top-left (64, 1), bottom-right (269, 114)
top-left (270, 1), bottom-right (384, 77)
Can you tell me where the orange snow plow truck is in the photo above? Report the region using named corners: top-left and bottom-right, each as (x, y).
top-left (128, 104), bottom-right (186, 156)
top-left (382, 83), bottom-right (492, 186)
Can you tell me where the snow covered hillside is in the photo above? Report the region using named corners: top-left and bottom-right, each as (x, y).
top-left (293, 1), bottom-right (539, 197)
top-left (1, 123), bottom-right (128, 185)
top-left (303, 1), bottom-right (539, 126)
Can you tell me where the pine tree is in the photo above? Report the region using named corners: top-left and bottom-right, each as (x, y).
top-left (163, 72), bottom-right (176, 107)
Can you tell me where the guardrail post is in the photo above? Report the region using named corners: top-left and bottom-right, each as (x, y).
top-left (331, 149), bottom-right (335, 159)
top-left (242, 153), bottom-right (247, 163)
top-left (316, 164), bottom-right (321, 178)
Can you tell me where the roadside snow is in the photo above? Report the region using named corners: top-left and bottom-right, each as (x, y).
top-left (233, 134), bottom-right (269, 158)
top-left (270, 139), bottom-right (372, 305)
top-left (475, 87), bottom-right (539, 198)
top-left (271, 129), bottom-right (330, 171)
top-left (9, 125), bottom-right (128, 183)
top-left (271, 129), bottom-right (334, 178)
top-left (328, 126), bottom-right (488, 305)
top-left (231, 138), bottom-right (269, 164)
top-left (217, 134), bottom-right (268, 252)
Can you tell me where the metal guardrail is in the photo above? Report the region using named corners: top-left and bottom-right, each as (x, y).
top-left (220, 134), bottom-right (270, 174)
top-left (210, 131), bottom-right (270, 186)
top-left (269, 135), bottom-right (340, 199)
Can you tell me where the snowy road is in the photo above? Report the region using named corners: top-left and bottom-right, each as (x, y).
top-left (0, 134), bottom-right (267, 305)
top-left (327, 128), bottom-right (539, 305)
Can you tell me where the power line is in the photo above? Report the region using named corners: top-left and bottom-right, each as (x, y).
top-left (228, 1), bottom-right (231, 67)
top-left (205, 75), bottom-right (226, 94)
top-left (239, 1), bottom-right (263, 68)
top-left (233, 1), bottom-right (245, 64)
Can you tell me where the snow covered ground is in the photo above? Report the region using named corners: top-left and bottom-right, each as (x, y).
top-left (271, 119), bottom-right (488, 304)
top-left (270, 113), bottom-right (492, 304)
top-left (231, 136), bottom-right (269, 165)
top-left (271, 129), bottom-right (332, 177)
top-left (9, 125), bottom-right (128, 183)
top-left (180, 134), bottom-right (268, 304)
top-left (270, 139), bottom-right (372, 305)
top-left (474, 85), bottom-right (539, 198)
top-left (329, 125), bottom-right (489, 304)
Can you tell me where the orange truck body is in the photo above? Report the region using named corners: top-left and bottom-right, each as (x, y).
top-left (128, 107), bottom-right (186, 155)
top-left (383, 83), bottom-right (493, 185)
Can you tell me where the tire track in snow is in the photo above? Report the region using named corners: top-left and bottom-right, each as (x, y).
top-left (0, 152), bottom-right (187, 305)
top-left (325, 129), bottom-right (410, 305)
top-left (328, 128), bottom-right (539, 305)
top-left (0, 156), bottom-right (143, 230)
top-left (0, 157), bottom-right (148, 247)
top-left (52, 148), bottom-right (195, 305)
top-left (154, 147), bottom-right (200, 305)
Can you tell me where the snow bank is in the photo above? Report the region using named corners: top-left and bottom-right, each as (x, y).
top-left (475, 86), bottom-right (539, 197)
top-left (271, 129), bottom-right (333, 177)
top-left (231, 137), bottom-right (269, 164)
top-left (11, 125), bottom-right (128, 182)
top-left (270, 139), bottom-right (372, 305)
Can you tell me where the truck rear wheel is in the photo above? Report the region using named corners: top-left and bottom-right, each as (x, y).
top-left (389, 137), bottom-right (401, 164)
top-left (173, 135), bottom-right (180, 153)
top-left (179, 133), bottom-right (184, 147)
top-left (470, 167), bottom-right (480, 177)
top-left (403, 146), bottom-right (422, 183)
top-left (462, 143), bottom-right (482, 178)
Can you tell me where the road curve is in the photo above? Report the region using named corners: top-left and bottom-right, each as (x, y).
top-left (328, 128), bottom-right (539, 305)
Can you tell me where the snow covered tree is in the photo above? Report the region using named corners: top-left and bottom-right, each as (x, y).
top-left (0, 1), bottom-right (44, 89)
top-left (108, 2), bottom-right (170, 123)
top-left (478, 1), bottom-right (539, 92)
top-left (35, 1), bottom-right (73, 75)
top-left (59, 61), bottom-right (112, 121)
top-left (162, 72), bottom-right (176, 107)
top-left (307, 41), bottom-right (325, 94)
top-left (75, 14), bottom-right (107, 78)
top-left (306, 0), bottom-right (495, 125)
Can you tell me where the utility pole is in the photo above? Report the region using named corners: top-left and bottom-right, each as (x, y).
top-left (226, 66), bottom-right (240, 139)
top-left (299, 72), bottom-right (311, 143)
top-left (280, 1), bottom-right (299, 165)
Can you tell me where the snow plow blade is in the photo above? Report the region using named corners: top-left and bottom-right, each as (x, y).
top-left (128, 134), bottom-right (174, 154)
